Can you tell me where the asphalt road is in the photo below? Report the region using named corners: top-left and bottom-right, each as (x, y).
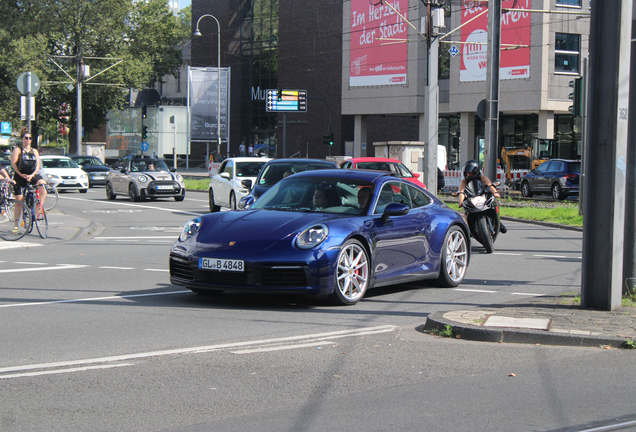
top-left (1, 188), bottom-right (632, 432)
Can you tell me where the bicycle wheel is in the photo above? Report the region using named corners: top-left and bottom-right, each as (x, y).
top-left (44, 184), bottom-right (58, 211)
top-left (34, 202), bottom-right (48, 239)
top-left (0, 199), bottom-right (31, 241)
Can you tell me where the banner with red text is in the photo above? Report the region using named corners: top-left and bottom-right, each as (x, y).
top-left (349, 0), bottom-right (409, 87)
top-left (460, 0), bottom-right (531, 82)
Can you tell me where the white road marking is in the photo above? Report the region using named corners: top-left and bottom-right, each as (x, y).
top-left (0, 325), bottom-right (397, 377)
top-left (0, 242), bottom-right (43, 250)
top-left (60, 195), bottom-right (202, 216)
top-left (533, 254), bottom-right (567, 258)
top-left (0, 363), bottom-right (134, 380)
top-left (453, 288), bottom-right (498, 294)
top-left (14, 261), bottom-right (49, 265)
top-left (493, 252), bottom-right (523, 256)
top-left (0, 290), bottom-right (190, 308)
top-left (94, 236), bottom-right (177, 240)
top-left (511, 292), bottom-right (545, 297)
top-left (99, 266), bottom-right (134, 270)
top-left (0, 264), bottom-right (89, 274)
top-left (143, 269), bottom-right (169, 272)
top-left (230, 341), bottom-right (334, 354)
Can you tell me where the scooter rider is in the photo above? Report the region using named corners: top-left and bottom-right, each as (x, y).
top-left (458, 160), bottom-right (507, 234)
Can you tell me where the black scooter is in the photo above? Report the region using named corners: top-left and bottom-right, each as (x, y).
top-left (458, 181), bottom-right (502, 254)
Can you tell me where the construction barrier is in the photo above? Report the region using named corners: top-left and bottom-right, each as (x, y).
top-left (444, 169), bottom-right (530, 193)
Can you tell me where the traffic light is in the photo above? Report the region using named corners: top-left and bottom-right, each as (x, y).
top-left (568, 78), bottom-right (583, 117)
top-left (141, 105), bottom-right (147, 118)
top-left (142, 125), bottom-right (148, 139)
top-left (323, 133), bottom-right (334, 146)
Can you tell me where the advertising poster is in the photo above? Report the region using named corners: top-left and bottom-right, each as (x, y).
top-left (460, 0), bottom-right (531, 82)
top-left (349, 0), bottom-right (409, 87)
top-left (189, 67), bottom-right (230, 141)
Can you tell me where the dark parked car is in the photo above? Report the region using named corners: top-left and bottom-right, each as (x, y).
top-left (170, 169), bottom-right (470, 305)
top-left (68, 155), bottom-right (111, 187)
top-left (520, 159), bottom-right (580, 200)
top-left (238, 158), bottom-right (339, 209)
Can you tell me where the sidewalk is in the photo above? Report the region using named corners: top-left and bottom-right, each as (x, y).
top-left (422, 293), bottom-right (636, 348)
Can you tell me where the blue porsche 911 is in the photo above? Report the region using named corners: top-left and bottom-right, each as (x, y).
top-left (170, 169), bottom-right (470, 305)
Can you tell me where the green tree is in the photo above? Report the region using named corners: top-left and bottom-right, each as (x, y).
top-left (0, 0), bottom-right (185, 153)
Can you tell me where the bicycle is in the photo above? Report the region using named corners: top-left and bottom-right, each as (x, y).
top-left (0, 180), bottom-right (32, 241)
top-left (22, 182), bottom-right (48, 239)
top-left (43, 183), bottom-right (58, 211)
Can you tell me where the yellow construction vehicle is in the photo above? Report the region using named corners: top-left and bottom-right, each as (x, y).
top-left (500, 138), bottom-right (555, 188)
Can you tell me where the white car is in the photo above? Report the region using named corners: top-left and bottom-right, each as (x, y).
top-left (39, 156), bottom-right (89, 193)
top-left (209, 157), bottom-right (271, 211)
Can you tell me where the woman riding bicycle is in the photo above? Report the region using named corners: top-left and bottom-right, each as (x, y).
top-left (11, 127), bottom-right (47, 234)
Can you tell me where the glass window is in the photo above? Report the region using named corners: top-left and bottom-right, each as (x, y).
top-left (406, 184), bottom-right (431, 208)
top-left (374, 182), bottom-right (412, 214)
top-left (555, 33), bottom-right (580, 73)
top-left (556, 0), bottom-right (581, 6)
top-left (536, 161), bottom-right (551, 171)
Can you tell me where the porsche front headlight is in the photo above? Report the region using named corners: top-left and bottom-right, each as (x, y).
top-left (179, 217), bottom-right (202, 242)
top-left (296, 224), bottom-right (329, 249)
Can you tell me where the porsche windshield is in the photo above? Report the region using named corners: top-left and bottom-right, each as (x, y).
top-left (250, 177), bottom-right (375, 215)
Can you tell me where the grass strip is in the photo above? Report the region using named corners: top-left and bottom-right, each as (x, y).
top-left (443, 201), bottom-right (583, 227)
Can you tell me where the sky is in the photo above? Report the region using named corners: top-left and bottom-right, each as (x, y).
top-left (180, 0), bottom-right (191, 9)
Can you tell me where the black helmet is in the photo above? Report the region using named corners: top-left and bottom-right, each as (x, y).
top-left (462, 160), bottom-right (480, 182)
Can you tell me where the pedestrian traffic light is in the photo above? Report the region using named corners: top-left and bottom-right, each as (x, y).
top-left (323, 133), bottom-right (334, 146)
top-left (141, 105), bottom-right (147, 118)
top-left (568, 78), bottom-right (583, 117)
top-left (142, 125), bottom-right (148, 139)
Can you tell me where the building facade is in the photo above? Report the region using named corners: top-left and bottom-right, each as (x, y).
top-left (191, 0), bottom-right (590, 169)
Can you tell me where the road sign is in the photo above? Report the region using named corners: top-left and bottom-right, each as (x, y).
top-left (1, 122), bottom-right (10, 136)
top-left (266, 89), bottom-right (307, 112)
top-left (449, 45), bottom-right (459, 57)
top-left (16, 72), bottom-right (41, 95)
top-left (141, 142), bottom-right (149, 152)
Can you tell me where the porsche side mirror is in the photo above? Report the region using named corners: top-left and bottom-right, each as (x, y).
top-left (220, 172), bottom-right (231, 180)
top-left (120, 167), bottom-right (127, 173)
top-left (413, 172), bottom-right (420, 178)
top-left (381, 203), bottom-right (409, 222)
top-left (239, 196), bottom-right (255, 209)
top-left (241, 179), bottom-right (252, 190)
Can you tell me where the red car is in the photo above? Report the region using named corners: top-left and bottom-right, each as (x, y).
top-left (339, 157), bottom-right (427, 190)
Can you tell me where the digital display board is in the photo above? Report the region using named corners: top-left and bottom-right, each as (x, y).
top-left (266, 89), bottom-right (307, 112)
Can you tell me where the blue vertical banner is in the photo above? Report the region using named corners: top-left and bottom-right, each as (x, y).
top-left (188, 67), bottom-right (230, 141)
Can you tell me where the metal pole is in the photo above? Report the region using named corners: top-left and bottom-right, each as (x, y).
top-left (623, 8), bottom-right (636, 295)
top-left (484, 0), bottom-right (501, 181)
top-left (581, 0), bottom-right (632, 310)
top-left (76, 55), bottom-right (83, 154)
top-left (26, 71), bottom-right (32, 134)
top-left (216, 24), bottom-right (220, 165)
top-left (282, 112), bottom-right (287, 158)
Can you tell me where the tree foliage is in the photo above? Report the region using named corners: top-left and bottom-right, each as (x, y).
top-left (0, 0), bottom-right (188, 152)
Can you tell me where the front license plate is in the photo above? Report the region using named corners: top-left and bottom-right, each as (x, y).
top-left (157, 185), bottom-right (173, 190)
top-left (199, 258), bottom-right (244, 272)
top-left (63, 180), bottom-right (75, 184)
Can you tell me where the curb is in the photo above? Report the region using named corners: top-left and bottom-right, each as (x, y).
top-left (500, 216), bottom-right (583, 232)
top-left (421, 311), bottom-right (627, 348)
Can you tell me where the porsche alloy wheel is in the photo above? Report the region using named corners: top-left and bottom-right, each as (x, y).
top-left (331, 239), bottom-right (370, 306)
top-left (436, 226), bottom-right (468, 287)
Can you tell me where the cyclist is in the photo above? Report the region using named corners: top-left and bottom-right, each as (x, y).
top-left (11, 127), bottom-right (47, 234)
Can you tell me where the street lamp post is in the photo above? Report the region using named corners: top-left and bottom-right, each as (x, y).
top-left (193, 14), bottom-right (221, 167)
